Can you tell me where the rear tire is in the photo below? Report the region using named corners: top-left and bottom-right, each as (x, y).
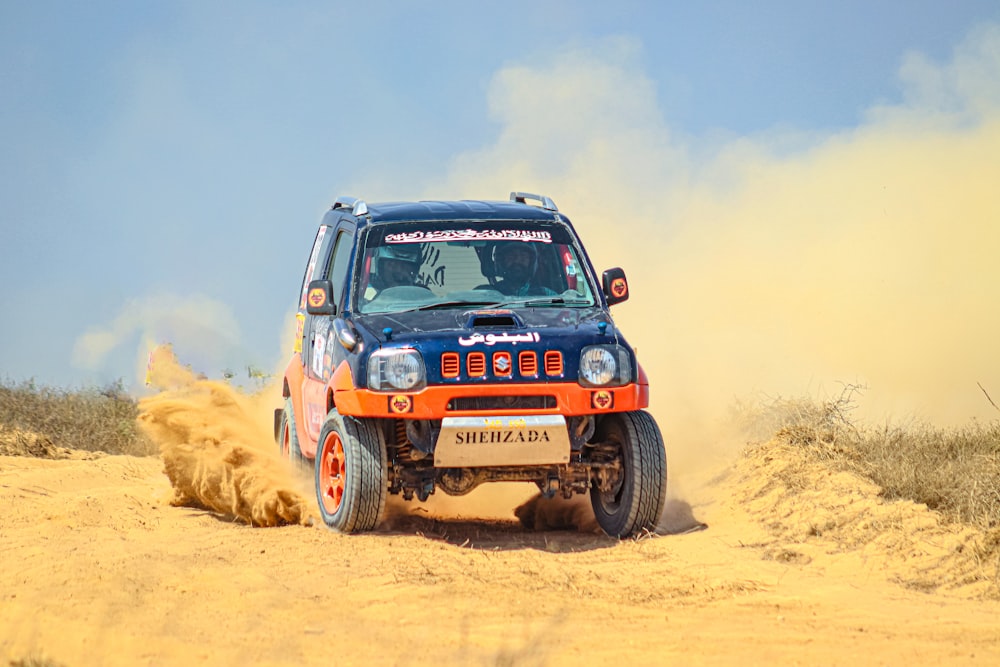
top-left (590, 410), bottom-right (667, 538)
top-left (314, 412), bottom-right (387, 533)
top-left (278, 398), bottom-right (305, 468)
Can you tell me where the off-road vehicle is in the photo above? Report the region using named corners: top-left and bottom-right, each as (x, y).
top-left (277, 192), bottom-right (666, 537)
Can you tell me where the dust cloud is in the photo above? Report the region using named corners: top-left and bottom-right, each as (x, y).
top-left (424, 28), bottom-right (1000, 488)
top-left (514, 492), bottom-right (600, 533)
top-left (71, 292), bottom-right (257, 387)
top-left (137, 344), bottom-right (314, 527)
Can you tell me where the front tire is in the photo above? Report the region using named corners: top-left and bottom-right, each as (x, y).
top-left (590, 410), bottom-right (667, 538)
top-left (314, 412), bottom-right (388, 533)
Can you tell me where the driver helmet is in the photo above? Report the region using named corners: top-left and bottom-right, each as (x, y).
top-left (492, 242), bottom-right (538, 287)
top-left (373, 243), bottom-right (422, 288)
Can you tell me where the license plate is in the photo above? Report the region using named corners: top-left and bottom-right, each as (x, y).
top-left (434, 415), bottom-right (570, 467)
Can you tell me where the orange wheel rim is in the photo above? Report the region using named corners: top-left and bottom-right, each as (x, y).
top-left (281, 420), bottom-right (291, 457)
top-left (320, 431), bottom-right (346, 514)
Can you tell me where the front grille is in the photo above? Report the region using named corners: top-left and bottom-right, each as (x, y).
top-left (447, 396), bottom-right (557, 411)
top-left (441, 352), bottom-right (460, 378)
top-left (518, 350), bottom-right (538, 376)
top-left (544, 351), bottom-right (564, 376)
top-left (440, 349), bottom-right (562, 380)
top-left (467, 352), bottom-right (486, 377)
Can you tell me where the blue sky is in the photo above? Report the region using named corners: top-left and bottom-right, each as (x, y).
top-left (3, 1), bottom-right (1000, 430)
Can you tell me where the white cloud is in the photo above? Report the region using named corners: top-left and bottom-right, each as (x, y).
top-left (870, 22), bottom-right (1000, 126)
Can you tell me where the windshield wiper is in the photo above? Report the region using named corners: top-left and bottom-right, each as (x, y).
top-left (411, 300), bottom-right (504, 312)
top-left (397, 296), bottom-right (591, 314)
top-left (493, 297), bottom-right (592, 308)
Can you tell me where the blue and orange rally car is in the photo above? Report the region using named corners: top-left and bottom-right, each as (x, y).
top-left (277, 192), bottom-right (666, 537)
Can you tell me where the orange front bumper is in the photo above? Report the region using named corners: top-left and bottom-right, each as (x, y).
top-left (333, 378), bottom-right (649, 420)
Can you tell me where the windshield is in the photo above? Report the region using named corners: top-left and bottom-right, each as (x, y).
top-left (354, 221), bottom-right (597, 314)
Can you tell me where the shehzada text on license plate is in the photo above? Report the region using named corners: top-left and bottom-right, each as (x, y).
top-left (435, 415), bottom-right (570, 467)
top-left (456, 418), bottom-right (550, 443)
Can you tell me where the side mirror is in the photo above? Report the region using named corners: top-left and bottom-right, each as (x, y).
top-left (602, 268), bottom-right (630, 306)
top-left (305, 280), bottom-right (337, 316)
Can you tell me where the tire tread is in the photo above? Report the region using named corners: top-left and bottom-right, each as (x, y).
top-left (315, 413), bottom-right (387, 533)
top-left (591, 410), bottom-right (668, 538)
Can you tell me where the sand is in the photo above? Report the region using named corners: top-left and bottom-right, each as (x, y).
top-left (2, 412), bottom-right (998, 665)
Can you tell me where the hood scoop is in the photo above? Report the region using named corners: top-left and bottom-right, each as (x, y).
top-left (465, 309), bottom-right (523, 329)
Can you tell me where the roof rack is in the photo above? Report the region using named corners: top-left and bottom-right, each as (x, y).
top-left (332, 196), bottom-right (368, 216)
top-left (510, 192), bottom-right (558, 212)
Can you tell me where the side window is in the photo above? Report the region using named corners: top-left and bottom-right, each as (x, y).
top-left (298, 225), bottom-right (330, 310)
top-left (300, 225), bottom-right (337, 375)
top-left (326, 230), bottom-right (355, 309)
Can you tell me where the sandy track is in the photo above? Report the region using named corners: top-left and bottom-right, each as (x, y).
top-left (2, 445), bottom-right (999, 667)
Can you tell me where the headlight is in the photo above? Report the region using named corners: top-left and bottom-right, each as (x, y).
top-left (578, 345), bottom-right (631, 387)
top-left (367, 348), bottom-right (426, 391)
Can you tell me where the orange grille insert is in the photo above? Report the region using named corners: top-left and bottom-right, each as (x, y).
top-left (441, 352), bottom-right (460, 378)
top-left (518, 350), bottom-right (538, 377)
top-left (544, 351), bottom-right (564, 376)
top-left (467, 352), bottom-right (486, 377)
top-left (493, 351), bottom-right (513, 376)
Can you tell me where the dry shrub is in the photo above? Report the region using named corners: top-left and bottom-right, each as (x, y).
top-left (734, 386), bottom-right (1000, 531)
top-left (0, 378), bottom-right (156, 456)
top-left (849, 421), bottom-right (1000, 530)
top-left (729, 384), bottom-right (862, 449)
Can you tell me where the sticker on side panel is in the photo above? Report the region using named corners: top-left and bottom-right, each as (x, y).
top-left (324, 330), bottom-right (336, 378)
top-left (592, 390), bottom-right (614, 410)
top-left (293, 313), bottom-right (305, 353)
top-left (311, 332), bottom-right (327, 377)
top-left (389, 395), bottom-right (413, 414)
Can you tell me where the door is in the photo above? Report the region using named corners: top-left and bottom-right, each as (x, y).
top-left (302, 226), bottom-right (355, 444)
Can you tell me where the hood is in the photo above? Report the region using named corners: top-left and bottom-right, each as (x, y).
top-left (347, 305), bottom-right (633, 388)
top-left (353, 306), bottom-right (609, 345)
